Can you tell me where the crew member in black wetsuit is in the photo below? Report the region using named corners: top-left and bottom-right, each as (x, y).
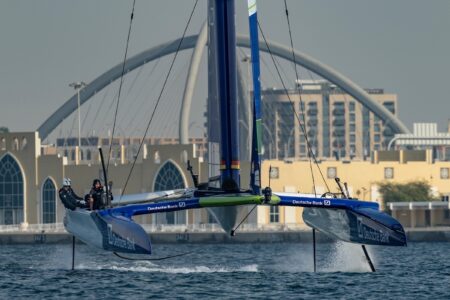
top-left (88, 179), bottom-right (112, 210)
top-left (58, 178), bottom-right (86, 210)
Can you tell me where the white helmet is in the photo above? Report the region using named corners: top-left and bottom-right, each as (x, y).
top-left (62, 178), bottom-right (71, 186)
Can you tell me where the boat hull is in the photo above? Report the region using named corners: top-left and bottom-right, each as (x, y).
top-left (64, 209), bottom-right (152, 254)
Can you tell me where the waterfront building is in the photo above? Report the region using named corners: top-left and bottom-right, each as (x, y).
top-left (53, 136), bottom-right (207, 165)
top-left (389, 122), bottom-right (450, 161)
top-left (0, 131), bottom-right (449, 230)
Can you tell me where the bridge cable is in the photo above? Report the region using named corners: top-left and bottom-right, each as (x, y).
top-left (257, 20), bottom-right (330, 193)
top-left (107, 0), bottom-right (137, 174)
top-left (120, 0), bottom-right (199, 197)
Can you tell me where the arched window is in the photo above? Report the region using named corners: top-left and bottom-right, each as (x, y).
top-left (86, 149), bottom-right (92, 161)
top-left (71, 149), bottom-right (76, 161)
top-left (1, 138), bottom-right (5, 150)
top-left (154, 161), bottom-right (185, 192)
top-left (0, 154), bottom-right (24, 224)
top-left (153, 161), bottom-right (186, 225)
top-left (42, 178), bottom-right (56, 224)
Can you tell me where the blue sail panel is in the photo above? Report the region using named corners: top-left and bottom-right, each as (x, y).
top-left (247, 0), bottom-right (262, 193)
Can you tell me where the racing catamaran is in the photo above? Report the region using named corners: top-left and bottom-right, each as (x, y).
top-left (60, 0), bottom-right (406, 271)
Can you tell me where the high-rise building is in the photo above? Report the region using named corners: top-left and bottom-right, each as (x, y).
top-left (261, 80), bottom-right (398, 160)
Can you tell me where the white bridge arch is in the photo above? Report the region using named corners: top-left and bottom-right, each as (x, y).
top-left (37, 31), bottom-right (409, 141)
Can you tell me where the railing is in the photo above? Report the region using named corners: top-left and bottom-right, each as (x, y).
top-left (0, 223), bottom-right (65, 233)
top-left (0, 222), bottom-right (308, 233)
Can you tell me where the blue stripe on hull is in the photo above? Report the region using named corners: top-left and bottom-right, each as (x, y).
top-left (276, 193), bottom-right (406, 246)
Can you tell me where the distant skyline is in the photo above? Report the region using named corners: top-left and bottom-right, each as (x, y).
top-left (0, 0), bottom-right (449, 137)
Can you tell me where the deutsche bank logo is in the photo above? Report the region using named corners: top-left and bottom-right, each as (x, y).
top-left (178, 201), bottom-right (186, 208)
top-left (324, 200), bottom-right (331, 206)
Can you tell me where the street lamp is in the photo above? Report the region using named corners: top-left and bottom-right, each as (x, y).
top-left (69, 81), bottom-right (87, 150)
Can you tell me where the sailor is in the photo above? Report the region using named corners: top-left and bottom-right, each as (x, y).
top-left (58, 178), bottom-right (86, 210)
top-left (88, 179), bottom-right (112, 210)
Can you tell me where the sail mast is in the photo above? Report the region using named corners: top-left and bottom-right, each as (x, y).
top-left (215, 0), bottom-right (240, 191)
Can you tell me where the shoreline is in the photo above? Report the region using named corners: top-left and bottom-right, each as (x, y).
top-left (0, 227), bottom-right (449, 245)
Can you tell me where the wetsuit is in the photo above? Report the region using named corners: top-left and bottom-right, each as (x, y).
top-left (58, 187), bottom-right (85, 210)
top-left (89, 187), bottom-right (113, 210)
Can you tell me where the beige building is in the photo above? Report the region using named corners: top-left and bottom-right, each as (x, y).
top-left (0, 131), bottom-right (449, 229)
top-left (261, 80), bottom-right (397, 160)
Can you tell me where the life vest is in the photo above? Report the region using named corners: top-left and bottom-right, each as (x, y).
top-left (58, 188), bottom-right (79, 210)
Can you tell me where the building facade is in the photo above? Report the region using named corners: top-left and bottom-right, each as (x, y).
top-left (390, 122), bottom-right (450, 161)
top-left (261, 80), bottom-right (398, 160)
top-left (1, 131), bottom-right (449, 229)
top-left (53, 136), bottom-right (207, 165)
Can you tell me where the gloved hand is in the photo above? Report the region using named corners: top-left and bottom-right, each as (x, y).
top-left (78, 200), bottom-right (86, 206)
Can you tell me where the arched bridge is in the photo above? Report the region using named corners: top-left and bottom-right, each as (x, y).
top-left (37, 33), bottom-right (409, 141)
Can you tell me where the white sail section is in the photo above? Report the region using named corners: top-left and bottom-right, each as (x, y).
top-left (111, 189), bottom-right (193, 206)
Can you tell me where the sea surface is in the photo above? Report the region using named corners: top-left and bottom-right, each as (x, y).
top-left (0, 241), bottom-right (448, 299)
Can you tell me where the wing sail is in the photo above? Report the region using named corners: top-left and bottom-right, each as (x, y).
top-left (247, 0), bottom-right (262, 194)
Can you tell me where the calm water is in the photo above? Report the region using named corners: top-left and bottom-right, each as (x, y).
top-left (0, 241), bottom-right (448, 299)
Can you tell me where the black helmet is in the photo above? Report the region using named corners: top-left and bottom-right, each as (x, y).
top-left (92, 179), bottom-right (102, 187)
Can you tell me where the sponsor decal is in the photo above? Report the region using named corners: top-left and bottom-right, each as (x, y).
top-left (107, 224), bottom-right (136, 251)
top-left (324, 200), bottom-right (331, 206)
top-left (178, 201), bottom-right (186, 208)
top-left (292, 199), bottom-right (327, 207)
top-left (147, 204), bottom-right (179, 212)
top-left (357, 217), bottom-right (389, 243)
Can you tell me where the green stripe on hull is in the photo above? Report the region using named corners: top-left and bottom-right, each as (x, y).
top-left (199, 194), bottom-right (281, 207)
top-left (200, 195), bottom-right (262, 207)
top-left (268, 195), bottom-right (281, 205)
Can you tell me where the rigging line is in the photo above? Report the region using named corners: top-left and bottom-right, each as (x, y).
top-left (107, 0), bottom-right (137, 174)
top-left (121, 0), bottom-right (199, 197)
top-left (257, 20), bottom-right (330, 192)
top-left (283, 0), bottom-right (318, 195)
top-left (113, 251), bottom-right (193, 261)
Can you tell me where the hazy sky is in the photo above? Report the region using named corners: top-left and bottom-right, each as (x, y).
top-left (0, 0), bottom-right (449, 138)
